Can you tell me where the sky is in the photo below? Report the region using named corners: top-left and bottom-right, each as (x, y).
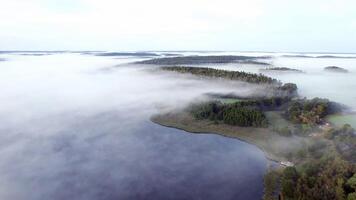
top-left (0, 0), bottom-right (355, 52)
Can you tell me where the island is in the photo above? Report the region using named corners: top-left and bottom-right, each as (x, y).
top-left (282, 55), bottom-right (356, 59)
top-left (260, 67), bottom-right (304, 73)
top-left (282, 55), bottom-right (312, 58)
top-left (324, 66), bottom-right (349, 73)
top-left (151, 66), bottom-right (356, 200)
top-left (317, 55), bottom-right (356, 59)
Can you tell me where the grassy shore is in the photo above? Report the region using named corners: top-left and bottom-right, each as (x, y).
top-left (151, 111), bottom-right (308, 163)
top-left (327, 113), bottom-right (356, 127)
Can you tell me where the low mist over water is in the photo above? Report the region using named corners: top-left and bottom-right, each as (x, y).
top-left (0, 53), bottom-right (267, 200)
top-left (201, 52), bottom-right (356, 110)
top-left (0, 52), bottom-right (355, 200)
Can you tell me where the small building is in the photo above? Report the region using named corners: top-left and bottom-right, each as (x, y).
top-left (280, 161), bottom-right (294, 167)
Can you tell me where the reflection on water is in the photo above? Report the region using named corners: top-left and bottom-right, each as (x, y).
top-left (0, 112), bottom-right (267, 200)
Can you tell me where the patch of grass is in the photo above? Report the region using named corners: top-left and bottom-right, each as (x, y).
top-left (327, 114), bottom-right (356, 127)
top-left (265, 111), bottom-right (291, 129)
top-left (216, 98), bottom-right (242, 104)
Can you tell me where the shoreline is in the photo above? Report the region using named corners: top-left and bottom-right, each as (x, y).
top-left (150, 115), bottom-right (284, 167)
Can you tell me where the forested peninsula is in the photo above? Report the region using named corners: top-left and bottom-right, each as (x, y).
top-left (152, 66), bottom-right (356, 200)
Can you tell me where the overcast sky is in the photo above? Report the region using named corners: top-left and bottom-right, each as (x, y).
top-left (1, 0), bottom-right (355, 52)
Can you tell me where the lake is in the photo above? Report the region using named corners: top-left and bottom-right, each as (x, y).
top-left (0, 51), bottom-right (355, 199)
top-left (0, 52), bottom-right (266, 200)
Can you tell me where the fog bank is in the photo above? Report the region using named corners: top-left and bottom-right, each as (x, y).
top-left (0, 53), bottom-right (267, 200)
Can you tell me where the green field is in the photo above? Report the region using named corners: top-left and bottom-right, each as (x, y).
top-left (327, 114), bottom-right (356, 128)
top-left (265, 111), bottom-right (291, 129)
top-left (214, 98), bottom-right (242, 104)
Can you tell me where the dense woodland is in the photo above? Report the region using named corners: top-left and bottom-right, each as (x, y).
top-left (189, 97), bottom-right (288, 127)
top-left (190, 101), bottom-right (268, 127)
top-left (277, 83), bottom-right (298, 97)
top-left (279, 155), bottom-right (355, 200)
top-left (162, 66), bottom-right (279, 84)
top-left (161, 66), bottom-right (298, 97)
top-left (326, 124), bottom-right (356, 162)
top-left (285, 98), bottom-right (344, 125)
top-left (189, 97), bottom-right (345, 129)
top-left (265, 132), bottom-right (356, 200)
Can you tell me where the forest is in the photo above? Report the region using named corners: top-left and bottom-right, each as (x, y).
top-left (285, 98), bottom-right (344, 125)
top-left (264, 123), bottom-right (356, 200)
top-left (279, 154), bottom-right (355, 200)
top-left (161, 66), bottom-right (298, 97)
top-left (190, 101), bottom-right (268, 127)
top-left (162, 66), bottom-right (279, 84)
top-left (325, 124), bottom-right (356, 162)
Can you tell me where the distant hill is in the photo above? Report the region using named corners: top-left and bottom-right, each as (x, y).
top-left (324, 66), bottom-right (349, 73)
top-left (282, 55), bottom-right (356, 59)
top-left (95, 52), bottom-right (159, 57)
top-left (260, 67), bottom-right (304, 73)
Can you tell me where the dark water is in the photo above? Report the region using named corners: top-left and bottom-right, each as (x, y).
top-left (116, 121), bottom-right (268, 200)
top-left (0, 112), bottom-right (267, 200)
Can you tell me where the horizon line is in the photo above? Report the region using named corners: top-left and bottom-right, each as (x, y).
top-left (1, 50), bottom-right (356, 54)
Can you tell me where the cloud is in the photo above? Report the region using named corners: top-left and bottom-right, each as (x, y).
top-left (0, 0), bottom-right (264, 50)
top-left (0, 0), bottom-right (264, 35)
top-left (0, 0), bottom-right (355, 51)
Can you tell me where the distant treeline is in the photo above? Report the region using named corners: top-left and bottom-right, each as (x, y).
top-left (95, 52), bottom-right (159, 57)
top-left (261, 67), bottom-right (304, 73)
top-left (161, 66), bottom-right (279, 84)
top-left (324, 66), bottom-right (349, 73)
top-left (136, 55), bottom-right (271, 65)
top-left (282, 55), bottom-right (356, 59)
top-left (161, 66), bottom-right (298, 97)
